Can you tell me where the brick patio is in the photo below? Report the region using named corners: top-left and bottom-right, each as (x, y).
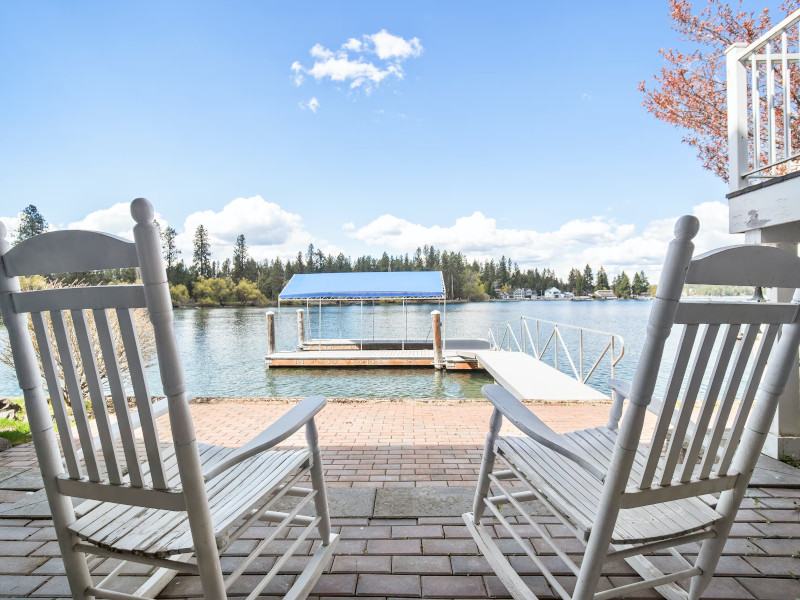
top-left (0, 400), bottom-right (798, 599)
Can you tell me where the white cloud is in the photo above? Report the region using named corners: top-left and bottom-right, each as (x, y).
top-left (367, 30), bottom-right (422, 60)
top-left (349, 201), bottom-right (742, 282)
top-left (581, 92), bottom-right (592, 101)
top-left (67, 202), bottom-right (166, 240)
top-left (291, 30), bottom-right (422, 94)
top-left (342, 222), bottom-right (355, 230)
top-left (342, 38), bottom-right (362, 52)
top-left (175, 195), bottom-right (339, 262)
top-left (298, 97), bottom-right (320, 113)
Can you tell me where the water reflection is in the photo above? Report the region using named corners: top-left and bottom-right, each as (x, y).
top-left (1, 301), bottom-right (653, 398)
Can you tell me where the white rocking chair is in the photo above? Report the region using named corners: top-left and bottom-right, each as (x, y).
top-left (0, 198), bottom-right (339, 600)
top-left (464, 216), bottom-right (800, 600)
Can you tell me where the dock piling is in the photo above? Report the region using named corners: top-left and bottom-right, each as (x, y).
top-left (432, 310), bottom-right (443, 369)
top-left (297, 308), bottom-right (306, 348)
top-left (266, 311), bottom-right (276, 355)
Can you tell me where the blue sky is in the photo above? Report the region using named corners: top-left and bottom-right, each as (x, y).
top-left (0, 1), bottom-right (784, 279)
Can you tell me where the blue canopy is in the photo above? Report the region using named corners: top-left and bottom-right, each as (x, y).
top-left (279, 271), bottom-right (445, 300)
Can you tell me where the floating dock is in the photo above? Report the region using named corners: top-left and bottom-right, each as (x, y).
top-left (265, 338), bottom-right (492, 370)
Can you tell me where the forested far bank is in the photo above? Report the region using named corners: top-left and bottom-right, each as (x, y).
top-left (9, 205), bottom-right (651, 307)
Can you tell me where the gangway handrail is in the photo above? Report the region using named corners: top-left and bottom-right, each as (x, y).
top-left (489, 317), bottom-right (625, 387)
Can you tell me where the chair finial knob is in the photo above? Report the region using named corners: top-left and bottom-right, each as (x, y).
top-left (130, 198), bottom-right (155, 224)
top-left (674, 215), bottom-right (700, 241)
top-left (0, 221), bottom-right (7, 241)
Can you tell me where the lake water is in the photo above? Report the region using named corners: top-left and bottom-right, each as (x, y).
top-left (0, 300), bottom-right (654, 399)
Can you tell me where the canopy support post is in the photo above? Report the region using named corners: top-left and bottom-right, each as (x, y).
top-left (339, 300), bottom-right (342, 340)
top-left (402, 298), bottom-right (406, 351)
top-left (318, 298), bottom-right (322, 351)
top-left (372, 300), bottom-right (375, 341)
top-left (360, 300), bottom-right (363, 351)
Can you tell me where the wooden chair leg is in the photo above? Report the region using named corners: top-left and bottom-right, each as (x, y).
top-left (306, 419), bottom-right (332, 544)
top-left (472, 408), bottom-right (502, 523)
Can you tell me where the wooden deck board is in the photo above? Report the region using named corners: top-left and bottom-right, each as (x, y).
top-left (475, 350), bottom-right (610, 402)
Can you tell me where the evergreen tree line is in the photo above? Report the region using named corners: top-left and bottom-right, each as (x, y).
top-left (9, 205), bottom-right (650, 306)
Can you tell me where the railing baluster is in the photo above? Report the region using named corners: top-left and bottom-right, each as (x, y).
top-left (768, 42), bottom-right (776, 165)
top-left (783, 32), bottom-right (791, 158)
top-left (753, 53), bottom-right (761, 169)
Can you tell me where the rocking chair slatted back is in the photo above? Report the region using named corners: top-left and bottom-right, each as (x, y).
top-left (1, 228), bottom-right (175, 498)
top-left (631, 243), bottom-right (800, 497)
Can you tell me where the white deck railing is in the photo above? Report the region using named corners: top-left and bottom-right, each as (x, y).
top-left (489, 317), bottom-right (625, 387)
top-left (727, 9), bottom-right (800, 191)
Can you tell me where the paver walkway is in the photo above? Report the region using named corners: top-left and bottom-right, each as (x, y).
top-left (0, 400), bottom-right (798, 599)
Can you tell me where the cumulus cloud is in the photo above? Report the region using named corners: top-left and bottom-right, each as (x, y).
top-left (342, 222), bottom-right (355, 230)
top-left (298, 97), bottom-right (320, 113)
top-left (291, 29), bottom-right (422, 94)
top-left (66, 202), bottom-right (167, 240)
top-left (175, 195), bottom-right (339, 262)
top-left (349, 201), bottom-right (742, 282)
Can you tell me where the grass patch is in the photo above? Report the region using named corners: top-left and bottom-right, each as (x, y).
top-left (780, 455), bottom-right (800, 469)
top-left (0, 417), bottom-right (32, 446)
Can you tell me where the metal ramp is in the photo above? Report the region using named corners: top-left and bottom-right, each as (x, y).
top-left (475, 350), bottom-right (609, 402)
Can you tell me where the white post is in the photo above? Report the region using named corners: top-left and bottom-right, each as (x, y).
top-left (726, 43), bottom-right (749, 192)
top-left (767, 242), bottom-right (800, 458)
top-left (297, 308), bottom-right (305, 348)
top-left (265, 311), bottom-right (276, 356)
top-left (432, 310), bottom-right (443, 370)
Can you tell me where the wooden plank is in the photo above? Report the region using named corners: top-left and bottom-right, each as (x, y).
top-left (116, 308), bottom-right (167, 490)
top-left (718, 323), bottom-right (781, 475)
top-left (30, 311), bottom-right (82, 480)
top-left (700, 324), bottom-right (760, 479)
top-left (476, 350), bottom-right (609, 401)
top-left (675, 301), bottom-right (798, 325)
top-left (12, 285), bottom-right (147, 313)
top-left (2, 230), bottom-right (139, 276)
top-left (50, 309), bottom-right (102, 482)
top-left (72, 309), bottom-right (123, 485)
top-left (640, 324), bottom-right (698, 489)
top-left (659, 324), bottom-right (720, 487)
top-left (93, 309), bottom-right (143, 488)
top-left (680, 324), bottom-right (740, 482)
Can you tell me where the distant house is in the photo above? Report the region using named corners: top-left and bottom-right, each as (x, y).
top-left (562, 291), bottom-right (574, 299)
top-left (544, 287), bottom-right (562, 299)
top-left (513, 288), bottom-right (525, 300)
top-left (524, 288), bottom-right (534, 299)
top-left (498, 291), bottom-right (512, 300)
top-left (593, 289), bottom-right (617, 300)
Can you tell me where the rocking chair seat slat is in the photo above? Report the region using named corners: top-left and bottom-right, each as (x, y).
top-left (497, 429), bottom-right (723, 544)
top-left (69, 443), bottom-right (309, 558)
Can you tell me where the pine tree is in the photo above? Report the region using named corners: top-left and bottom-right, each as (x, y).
top-left (632, 272), bottom-right (644, 296)
top-left (582, 264), bottom-right (594, 295)
top-left (232, 234), bottom-right (247, 282)
top-left (192, 225), bottom-right (212, 278)
top-left (15, 205), bottom-right (47, 243)
top-left (595, 266), bottom-right (609, 291)
top-left (615, 271), bottom-right (632, 299)
top-left (161, 226), bottom-right (180, 279)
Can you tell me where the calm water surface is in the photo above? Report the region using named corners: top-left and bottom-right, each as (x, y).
top-left (0, 301), bottom-right (654, 398)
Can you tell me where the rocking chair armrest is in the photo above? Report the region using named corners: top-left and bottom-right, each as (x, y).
top-left (203, 395), bottom-right (327, 481)
top-left (606, 379), bottom-right (631, 431)
top-left (482, 384), bottom-right (607, 482)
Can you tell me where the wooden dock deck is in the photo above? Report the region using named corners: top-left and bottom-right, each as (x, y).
top-left (265, 348), bottom-right (483, 370)
top-left (475, 350), bottom-right (610, 401)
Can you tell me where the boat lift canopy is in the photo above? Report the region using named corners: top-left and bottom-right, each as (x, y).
top-left (279, 271), bottom-right (445, 300)
top-left (277, 271), bottom-right (447, 352)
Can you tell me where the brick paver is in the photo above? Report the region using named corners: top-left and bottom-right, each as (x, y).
top-left (0, 400), bottom-right (796, 599)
